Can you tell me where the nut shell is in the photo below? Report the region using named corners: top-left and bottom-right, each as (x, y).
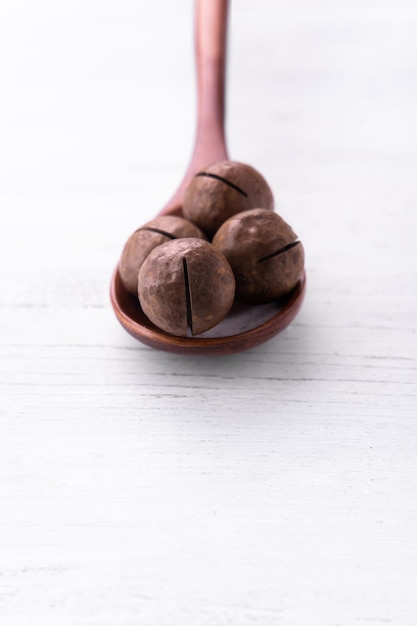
top-left (212, 208), bottom-right (304, 303)
top-left (118, 215), bottom-right (205, 294)
top-left (183, 161), bottom-right (274, 237)
top-left (138, 238), bottom-right (235, 337)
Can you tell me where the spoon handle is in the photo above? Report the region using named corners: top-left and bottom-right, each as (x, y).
top-left (161, 0), bottom-right (229, 214)
top-left (193, 0), bottom-right (229, 166)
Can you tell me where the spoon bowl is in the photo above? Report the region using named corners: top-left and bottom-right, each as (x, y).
top-left (110, 0), bottom-right (306, 355)
top-left (111, 247), bottom-right (306, 356)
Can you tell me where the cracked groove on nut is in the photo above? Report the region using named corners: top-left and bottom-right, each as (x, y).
top-left (195, 172), bottom-right (248, 197)
top-left (139, 227), bottom-right (177, 240)
top-left (256, 240), bottom-right (301, 264)
top-left (182, 257), bottom-right (193, 336)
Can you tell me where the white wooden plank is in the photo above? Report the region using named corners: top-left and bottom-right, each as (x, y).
top-left (1, 0), bottom-right (417, 624)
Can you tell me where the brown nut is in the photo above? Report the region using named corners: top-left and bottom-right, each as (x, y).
top-left (118, 215), bottom-right (205, 294)
top-left (182, 160), bottom-right (274, 237)
top-left (212, 208), bottom-right (304, 303)
top-left (138, 238), bottom-right (235, 337)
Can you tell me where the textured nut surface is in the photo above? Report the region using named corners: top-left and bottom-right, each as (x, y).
top-left (212, 208), bottom-right (304, 303)
top-left (118, 215), bottom-right (205, 294)
top-left (182, 161), bottom-right (274, 237)
top-left (138, 238), bottom-right (235, 337)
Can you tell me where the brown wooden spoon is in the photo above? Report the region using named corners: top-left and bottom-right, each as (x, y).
top-left (110, 0), bottom-right (306, 355)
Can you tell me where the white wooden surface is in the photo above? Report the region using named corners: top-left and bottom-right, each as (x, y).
top-left (1, 1), bottom-right (417, 624)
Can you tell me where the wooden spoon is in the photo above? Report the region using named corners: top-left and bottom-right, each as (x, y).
top-left (110, 0), bottom-right (306, 355)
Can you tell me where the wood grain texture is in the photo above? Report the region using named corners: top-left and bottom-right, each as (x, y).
top-left (1, 0), bottom-right (417, 624)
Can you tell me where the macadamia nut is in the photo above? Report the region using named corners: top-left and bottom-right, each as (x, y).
top-left (119, 215), bottom-right (205, 294)
top-left (138, 238), bottom-right (235, 337)
top-left (212, 208), bottom-right (304, 303)
top-left (183, 161), bottom-right (274, 237)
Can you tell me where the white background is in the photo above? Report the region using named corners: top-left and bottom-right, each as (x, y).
top-left (1, 1), bottom-right (417, 624)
